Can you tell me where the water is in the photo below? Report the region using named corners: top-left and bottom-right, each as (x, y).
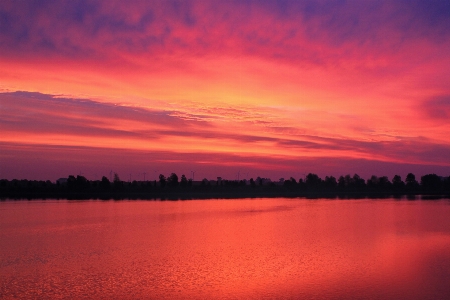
top-left (1, 198), bottom-right (450, 299)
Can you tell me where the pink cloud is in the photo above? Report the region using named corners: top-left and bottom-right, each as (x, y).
top-left (1, 1), bottom-right (449, 180)
top-left (1, 91), bottom-right (449, 182)
top-left (1, 141), bottom-right (449, 182)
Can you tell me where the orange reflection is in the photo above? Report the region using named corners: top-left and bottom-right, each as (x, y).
top-left (2, 199), bottom-right (450, 299)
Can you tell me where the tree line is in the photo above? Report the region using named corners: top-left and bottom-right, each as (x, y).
top-left (1, 172), bottom-right (449, 200)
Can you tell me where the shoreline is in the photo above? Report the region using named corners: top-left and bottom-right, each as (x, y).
top-left (2, 187), bottom-right (449, 201)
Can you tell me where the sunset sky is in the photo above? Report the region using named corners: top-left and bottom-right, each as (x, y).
top-left (1, 0), bottom-right (449, 182)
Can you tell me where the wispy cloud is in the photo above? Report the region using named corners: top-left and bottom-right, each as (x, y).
top-left (2, 1), bottom-right (449, 68)
top-left (0, 1), bottom-right (449, 180)
top-left (421, 95), bottom-right (450, 120)
top-left (2, 140), bottom-right (449, 181)
top-left (1, 91), bottom-right (449, 174)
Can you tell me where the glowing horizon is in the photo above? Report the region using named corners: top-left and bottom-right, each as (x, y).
top-left (1, 0), bottom-right (449, 181)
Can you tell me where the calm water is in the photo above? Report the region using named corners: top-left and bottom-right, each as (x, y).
top-left (1, 198), bottom-right (450, 299)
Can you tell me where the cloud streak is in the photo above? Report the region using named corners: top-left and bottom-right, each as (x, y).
top-left (0, 1), bottom-right (449, 180)
top-left (2, 1), bottom-right (449, 61)
top-left (1, 91), bottom-right (449, 181)
top-left (2, 141), bottom-right (449, 182)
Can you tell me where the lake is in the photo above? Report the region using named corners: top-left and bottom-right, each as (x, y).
top-left (1, 198), bottom-right (450, 299)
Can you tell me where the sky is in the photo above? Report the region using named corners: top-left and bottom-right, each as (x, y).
top-left (1, 0), bottom-right (450, 182)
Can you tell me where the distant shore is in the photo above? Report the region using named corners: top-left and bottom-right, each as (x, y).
top-left (1, 172), bottom-right (449, 200)
top-left (1, 190), bottom-right (448, 201)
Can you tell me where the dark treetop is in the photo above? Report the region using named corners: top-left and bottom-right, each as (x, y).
top-left (1, 172), bottom-right (449, 200)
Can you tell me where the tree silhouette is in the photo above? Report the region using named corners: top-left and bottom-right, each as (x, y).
top-left (113, 173), bottom-right (120, 182)
top-left (2, 171), bottom-right (449, 200)
top-left (443, 176), bottom-right (450, 193)
top-left (75, 175), bottom-right (89, 189)
top-left (113, 173), bottom-right (122, 188)
top-left (168, 173), bottom-right (179, 187)
top-left (180, 174), bottom-right (188, 187)
top-left (159, 174), bottom-right (166, 187)
top-left (324, 176), bottom-right (337, 188)
top-left (367, 175), bottom-right (378, 189)
top-left (338, 175), bottom-right (346, 189)
top-left (101, 176), bottom-right (110, 189)
top-left (352, 174), bottom-right (365, 189)
top-left (392, 175), bottom-right (405, 190)
top-left (406, 173), bottom-right (418, 186)
top-left (250, 178), bottom-right (256, 187)
top-left (344, 174), bottom-right (352, 186)
top-left (256, 176), bottom-right (263, 186)
top-left (306, 173), bottom-right (321, 189)
top-left (375, 176), bottom-right (391, 191)
top-left (67, 175), bottom-right (76, 189)
top-left (421, 174), bottom-right (441, 193)
top-left (284, 177), bottom-right (297, 187)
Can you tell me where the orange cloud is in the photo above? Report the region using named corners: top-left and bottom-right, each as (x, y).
top-left (0, 1), bottom-right (449, 180)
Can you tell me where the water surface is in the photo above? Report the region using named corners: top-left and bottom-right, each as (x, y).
top-left (1, 199), bottom-right (450, 299)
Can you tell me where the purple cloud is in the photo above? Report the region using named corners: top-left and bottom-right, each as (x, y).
top-left (422, 95), bottom-right (450, 120)
top-left (1, 0), bottom-right (449, 68)
top-left (2, 91), bottom-right (449, 175)
top-left (1, 141), bottom-right (449, 181)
